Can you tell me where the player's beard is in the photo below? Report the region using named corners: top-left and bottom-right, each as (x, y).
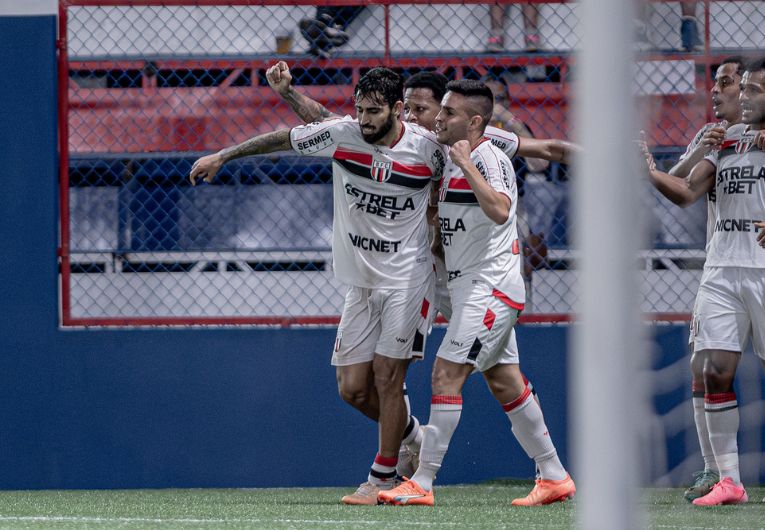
top-left (361, 113), bottom-right (396, 144)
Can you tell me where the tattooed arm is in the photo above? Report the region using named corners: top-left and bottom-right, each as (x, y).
top-left (266, 61), bottom-right (339, 123)
top-left (189, 129), bottom-right (291, 185)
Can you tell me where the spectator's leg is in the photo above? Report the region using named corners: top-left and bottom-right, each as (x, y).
top-left (680, 1), bottom-right (701, 51)
top-left (522, 4), bottom-right (541, 52)
top-left (633, 3), bottom-right (651, 50)
top-left (301, 6), bottom-right (361, 57)
top-left (321, 6), bottom-right (365, 31)
top-left (486, 4), bottom-right (506, 53)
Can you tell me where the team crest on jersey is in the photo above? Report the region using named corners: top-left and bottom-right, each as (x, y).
top-left (735, 136), bottom-right (754, 154)
top-left (371, 160), bottom-right (393, 182)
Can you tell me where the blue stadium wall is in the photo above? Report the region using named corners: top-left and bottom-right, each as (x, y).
top-left (0, 8), bottom-right (694, 490)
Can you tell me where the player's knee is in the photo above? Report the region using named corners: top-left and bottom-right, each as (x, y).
top-left (430, 365), bottom-right (462, 396)
top-left (371, 358), bottom-right (407, 397)
top-left (702, 364), bottom-right (734, 393)
top-left (373, 370), bottom-right (404, 397)
top-left (337, 380), bottom-right (372, 408)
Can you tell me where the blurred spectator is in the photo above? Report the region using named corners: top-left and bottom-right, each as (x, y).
top-left (299, 6), bottom-right (365, 58)
top-left (680, 1), bottom-right (701, 51)
top-left (487, 3), bottom-right (541, 53)
top-left (635, 0), bottom-right (701, 51)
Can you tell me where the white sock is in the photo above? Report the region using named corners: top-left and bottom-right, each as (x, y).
top-left (692, 384), bottom-right (717, 473)
top-left (705, 392), bottom-right (740, 485)
top-left (504, 385), bottom-right (566, 481)
top-left (412, 395), bottom-right (462, 491)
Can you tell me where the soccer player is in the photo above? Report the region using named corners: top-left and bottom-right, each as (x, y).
top-left (649, 58), bottom-right (765, 506)
top-left (266, 63), bottom-right (577, 478)
top-left (378, 80), bottom-right (575, 507)
top-left (189, 67), bottom-right (446, 505)
top-left (265, 63), bottom-right (576, 318)
top-left (641, 56), bottom-right (744, 502)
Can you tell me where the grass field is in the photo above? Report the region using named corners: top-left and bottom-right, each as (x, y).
top-left (0, 481), bottom-right (763, 529)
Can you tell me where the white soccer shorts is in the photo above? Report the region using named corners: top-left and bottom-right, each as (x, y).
top-left (436, 279), bottom-right (522, 372)
top-left (692, 266), bottom-right (765, 359)
top-left (331, 273), bottom-right (435, 366)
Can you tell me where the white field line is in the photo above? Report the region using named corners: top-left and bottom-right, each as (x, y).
top-left (0, 515), bottom-right (567, 528)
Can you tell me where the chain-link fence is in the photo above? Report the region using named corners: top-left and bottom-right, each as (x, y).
top-left (59, 0), bottom-right (764, 326)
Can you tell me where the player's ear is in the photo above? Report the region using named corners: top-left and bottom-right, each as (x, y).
top-left (469, 114), bottom-right (483, 131)
top-left (393, 100), bottom-right (404, 118)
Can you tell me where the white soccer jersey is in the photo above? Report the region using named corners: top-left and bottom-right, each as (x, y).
top-left (290, 116), bottom-right (446, 288)
top-left (438, 138), bottom-right (525, 305)
top-left (703, 124), bottom-right (765, 268)
top-left (485, 126), bottom-right (520, 160)
top-left (680, 122), bottom-right (718, 250)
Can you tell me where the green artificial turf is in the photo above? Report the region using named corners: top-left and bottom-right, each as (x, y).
top-left (0, 482), bottom-right (763, 529)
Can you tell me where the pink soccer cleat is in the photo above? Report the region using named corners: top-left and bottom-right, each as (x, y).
top-left (692, 477), bottom-right (748, 506)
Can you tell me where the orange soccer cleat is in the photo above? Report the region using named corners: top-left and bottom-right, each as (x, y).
top-left (377, 479), bottom-right (434, 506)
top-left (511, 475), bottom-right (576, 506)
top-left (692, 477), bottom-right (748, 506)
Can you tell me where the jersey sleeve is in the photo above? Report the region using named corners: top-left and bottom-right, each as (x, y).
top-left (484, 126), bottom-right (520, 159)
top-left (679, 123), bottom-right (712, 162)
top-left (430, 143), bottom-right (447, 182)
top-left (703, 150), bottom-right (718, 168)
top-left (289, 115), bottom-right (354, 157)
top-left (475, 147), bottom-right (516, 199)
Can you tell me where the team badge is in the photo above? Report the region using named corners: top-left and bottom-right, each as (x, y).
top-left (735, 135), bottom-right (754, 154)
top-left (371, 160), bottom-right (393, 182)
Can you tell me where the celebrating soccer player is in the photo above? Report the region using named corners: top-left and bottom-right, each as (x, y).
top-left (378, 80), bottom-right (575, 507)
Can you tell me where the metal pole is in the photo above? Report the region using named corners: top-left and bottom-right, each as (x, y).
top-left (573, 0), bottom-right (645, 528)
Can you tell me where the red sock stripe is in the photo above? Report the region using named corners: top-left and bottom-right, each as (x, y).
top-left (374, 454), bottom-right (398, 468)
top-left (705, 392), bottom-right (736, 404)
top-left (432, 395), bottom-right (463, 405)
top-left (502, 385), bottom-right (532, 412)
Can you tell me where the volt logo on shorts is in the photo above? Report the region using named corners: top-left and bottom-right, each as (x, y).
top-left (396, 337), bottom-right (408, 344)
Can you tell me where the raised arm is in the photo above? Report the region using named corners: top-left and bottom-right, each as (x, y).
top-left (668, 123), bottom-right (727, 178)
top-left (189, 129), bottom-right (292, 185)
top-left (266, 61), bottom-right (339, 124)
top-left (516, 136), bottom-right (579, 165)
top-left (640, 134), bottom-right (714, 207)
top-left (450, 141), bottom-right (511, 225)
top-left (492, 106), bottom-right (549, 172)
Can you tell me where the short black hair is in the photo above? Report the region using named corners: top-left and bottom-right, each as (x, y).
top-left (745, 56), bottom-right (765, 75)
top-left (355, 67), bottom-right (403, 108)
top-left (718, 55), bottom-right (746, 77)
top-left (404, 72), bottom-right (448, 102)
top-left (445, 79), bottom-right (494, 132)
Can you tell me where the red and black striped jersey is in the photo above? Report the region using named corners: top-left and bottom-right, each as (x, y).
top-left (704, 123), bottom-right (765, 268)
top-left (437, 138), bottom-right (525, 304)
top-left (290, 116), bottom-right (446, 288)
